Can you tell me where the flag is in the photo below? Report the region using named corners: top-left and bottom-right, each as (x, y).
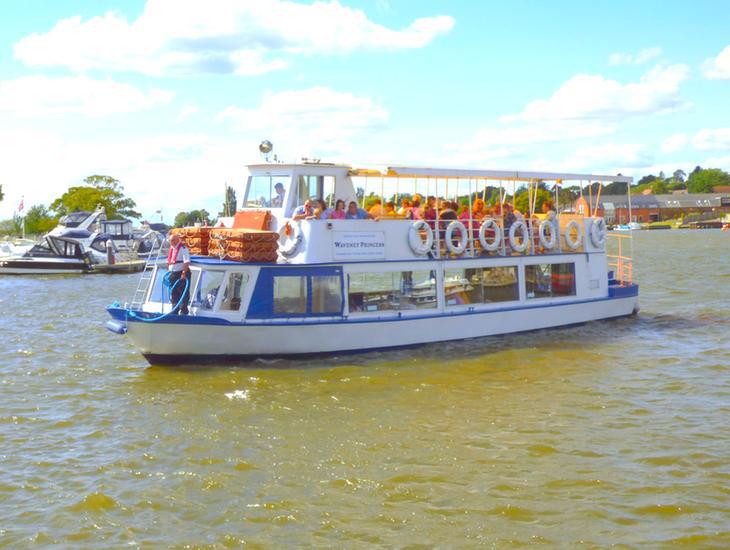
top-left (18, 197), bottom-right (24, 212)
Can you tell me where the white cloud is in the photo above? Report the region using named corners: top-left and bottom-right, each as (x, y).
top-left (702, 45), bottom-right (730, 79)
top-left (693, 128), bottom-right (730, 151)
top-left (177, 105), bottom-right (199, 121)
top-left (444, 65), bottom-right (689, 169)
top-left (13, 0), bottom-right (454, 76)
top-left (565, 143), bottom-right (652, 170)
top-left (0, 127), bottom-right (250, 221)
top-left (661, 133), bottom-right (688, 153)
top-left (703, 155), bottom-right (730, 171)
top-left (0, 75), bottom-right (172, 117)
top-left (608, 47), bottom-right (662, 66)
top-left (608, 46), bottom-right (662, 66)
top-left (506, 64), bottom-right (690, 122)
top-left (218, 86), bottom-right (389, 157)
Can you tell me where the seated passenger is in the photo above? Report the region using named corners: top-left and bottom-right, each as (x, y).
top-left (293, 199), bottom-right (314, 220)
top-left (382, 201), bottom-right (397, 217)
top-left (423, 196), bottom-right (437, 228)
top-left (329, 199), bottom-right (346, 219)
top-left (409, 198), bottom-right (423, 220)
top-left (397, 198), bottom-right (412, 217)
top-left (313, 199), bottom-right (332, 220)
top-left (368, 198), bottom-right (383, 217)
top-left (345, 201), bottom-right (371, 219)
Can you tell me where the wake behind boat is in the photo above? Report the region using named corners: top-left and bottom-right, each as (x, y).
top-left (106, 157), bottom-right (639, 365)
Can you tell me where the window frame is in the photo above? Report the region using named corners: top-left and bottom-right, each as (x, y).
top-left (345, 268), bottom-right (440, 316)
top-left (524, 261), bottom-right (577, 300)
top-left (247, 266), bottom-right (345, 319)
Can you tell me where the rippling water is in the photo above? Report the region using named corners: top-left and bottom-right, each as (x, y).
top-left (1, 230), bottom-right (729, 547)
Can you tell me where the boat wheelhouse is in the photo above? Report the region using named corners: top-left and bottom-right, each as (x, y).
top-left (106, 162), bottom-right (638, 364)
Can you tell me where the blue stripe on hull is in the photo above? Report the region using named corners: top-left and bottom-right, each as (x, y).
top-left (140, 310), bottom-right (636, 366)
top-left (108, 283), bottom-right (639, 328)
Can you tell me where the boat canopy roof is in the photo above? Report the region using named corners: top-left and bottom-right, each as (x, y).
top-left (247, 162), bottom-right (632, 183)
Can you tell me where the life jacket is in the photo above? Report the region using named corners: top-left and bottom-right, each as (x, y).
top-left (167, 242), bottom-right (185, 265)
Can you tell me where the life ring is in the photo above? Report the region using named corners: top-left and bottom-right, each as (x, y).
top-left (539, 220), bottom-right (558, 250)
top-left (509, 220), bottom-right (529, 253)
top-left (445, 221), bottom-right (468, 254)
top-left (278, 222), bottom-right (302, 256)
top-left (408, 220), bottom-right (434, 256)
top-left (590, 217), bottom-right (607, 248)
top-left (479, 218), bottom-right (502, 252)
top-left (564, 220), bottom-right (583, 250)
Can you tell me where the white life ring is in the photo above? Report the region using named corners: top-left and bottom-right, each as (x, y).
top-left (445, 221), bottom-right (468, 254)
top-left (408, 220), bottom-right (434, 256)
top-left (509, 220), bottom-right (529, 253)
top-left (539, 220), bottom-right (558, 250)
top-left (278, 222), bottom-right (302, 256)
top-left (590, 217), bottom-right (607, 248)
top-left (564, 220), bottom-right (583, 250)
top-left (479, 218), bottom-right (502, 251)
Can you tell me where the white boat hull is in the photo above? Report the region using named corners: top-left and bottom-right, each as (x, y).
top-left (124, 293), bottom-right (638, 363)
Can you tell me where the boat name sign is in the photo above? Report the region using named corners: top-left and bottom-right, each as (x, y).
top-left (332, 231), bottom-right (386, 260)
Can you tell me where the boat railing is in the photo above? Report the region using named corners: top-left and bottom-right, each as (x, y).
top-left (607, 232), bottom-right (633, 284)
top-left (129, 231), bottom-right (166, 310)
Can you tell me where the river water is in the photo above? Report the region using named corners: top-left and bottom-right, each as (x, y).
top-left (1, 230), bottom-right (729, 547)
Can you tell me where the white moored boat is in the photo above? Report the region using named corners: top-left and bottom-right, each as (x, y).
top-left (106, 160), bottom-right (638, 364)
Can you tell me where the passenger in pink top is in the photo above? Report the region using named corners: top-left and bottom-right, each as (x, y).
top-left (329, 199), bottom-right (346, 219)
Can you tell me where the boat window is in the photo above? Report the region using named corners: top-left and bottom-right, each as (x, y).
top-left (245, 175), bottom-right (290, 208)
top-left (194, 270), bottom-right (226, 309)
top-left (148, 267), bottom-right (169, 302)
top-left (311, 275), bottom-right (342, 314)
top-left (444, 267), bottom-right (519, 305)
top-left (273, 276), bottom-right (307, 314)
top-left (220, 272), bottom-right (249, 311)
top-left (348, 271), bottom-right (437, 313)
top-left (526, 263), bottom-right (576, 299)
top-left (296, 175), bottom-right (336, 207)
top-left (322, 176), bottom-right (336, 207)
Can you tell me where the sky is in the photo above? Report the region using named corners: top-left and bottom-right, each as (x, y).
top-left (0, 0), bottom-right (729, 222)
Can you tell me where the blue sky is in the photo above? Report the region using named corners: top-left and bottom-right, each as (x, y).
top-left (1, 0), bottom-right (729, 222)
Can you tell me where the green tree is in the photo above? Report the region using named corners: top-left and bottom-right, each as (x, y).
top-left (651, 178), bottom-right (668, 194)
top-left (174, 209), bottom-right (211, 227)
top-left (0, 184), bottom-right (4, 203)
top-left (23, 205), bottom-right (58, 235)
top-left (221, 185), bottom-right (237, 217)
top-left (687, 168), bottom-right (730, 193)
top-left (50, 175), bottom-right (140, 219)
top-left (672, 169), bottom-right (686, 184)
top-left (602, 181), bottom-right (629, 195)
top-left (514, 187), bottom-right (552, 214)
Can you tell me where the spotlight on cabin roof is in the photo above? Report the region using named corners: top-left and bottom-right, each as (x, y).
top-left (259, 140), bottom-right (273, 155)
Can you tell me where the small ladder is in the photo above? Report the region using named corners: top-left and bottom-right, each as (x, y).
top-left (129, 232), bottom-right (165, 310)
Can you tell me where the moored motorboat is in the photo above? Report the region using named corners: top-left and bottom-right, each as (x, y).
top-left (106, 159), bottom-right (639, 365)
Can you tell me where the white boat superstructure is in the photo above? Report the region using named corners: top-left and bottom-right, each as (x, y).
top-left (107, 161), bottom-right (638, 364)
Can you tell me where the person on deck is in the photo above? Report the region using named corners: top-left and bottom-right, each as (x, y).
top-left (368, 198), bottom-right (384, 217)
top-left (167, 233), bottom-right (191, 315)
top-left (345, 201), bottom-right (371, 219)
top-left (329, 199), bottom-right (347, 219)
top-left (314, 199), bottom-right (332, 220)
top-left (272, 182), bottom-right (286, 207)
top-left (293, 199), bottom-right (314, 220)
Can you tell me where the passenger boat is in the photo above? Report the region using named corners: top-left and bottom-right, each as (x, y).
top-left (106, 161), bottom-right (639, 364)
